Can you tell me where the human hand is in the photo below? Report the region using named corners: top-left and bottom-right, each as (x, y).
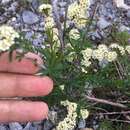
top-left (0, 51), bottom-right (53, 123)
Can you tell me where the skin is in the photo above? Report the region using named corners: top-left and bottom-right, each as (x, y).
top-left (0, 51), bottom-right (53, 123)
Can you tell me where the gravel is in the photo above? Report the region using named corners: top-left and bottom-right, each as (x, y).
top-left (22, 10), bottom-right (39, 25)
top-left (0, 0), bottom-right (130, 130)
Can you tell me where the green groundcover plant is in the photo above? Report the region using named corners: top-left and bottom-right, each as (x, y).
top-left (0, 0), bottom-right (130, 129)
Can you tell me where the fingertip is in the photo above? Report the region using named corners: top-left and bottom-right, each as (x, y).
top-left (24, 52), bottom-right (43, 66)
top-left (41, 76), bottom-right (54, 95)
top-left (36, 102), bottom-right (49, 121)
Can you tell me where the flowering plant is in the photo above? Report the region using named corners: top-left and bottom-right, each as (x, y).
top-left (1, 0), bottom-right (130, 129)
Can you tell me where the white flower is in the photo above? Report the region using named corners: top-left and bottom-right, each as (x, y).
top-left (109, 43), bottom-right (119, 49)
top-left (92, 49), bottom-right (104, 61)
top-left (82, 48), bottom-right (93, 59)
top-left (44, 16), bottom-right (55, 29)
top-left (68, 1), bottom-right (80, 19)
top-left (106, 51), bottom-right (117, 62)
top-left (80, 109), bottom-right (89, 119)
top-left (81, 59), bottom-right (91, 67)
top-left (109, 43), bottom-right (125, 55)
top-left (56, 100), bottom-right (78, 130)
top-left (59, 85), bottom-right (65, 91)
top-left (0, 25), bottom-right (19, 51)
top-left (98, 44), bottom-right (108, 52)
top-left (125, 45), bottom-right (130, 54)
top-left (39, 4), bottom-right (52, 13)
top-left (69, 28), bottom-right (80, 40)
top-left (79, 0), bottom-right (89, 9)
top-left (118, 46), bottom-right (125, 55)
top-left (67, 0), bottom-right (88, 28)
top-left (81, 67), bottom-right (88, 73)
top-left (92, 44), bottom-right (109, 61)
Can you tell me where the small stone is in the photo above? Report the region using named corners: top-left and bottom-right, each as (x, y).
top-left (1, 0), bottom-right (11, 4)
top-left (126, 10), bottom-right (130, 18)
top-left (0, 125), bottom-right (7, 130)
top-left (119, 25), bottom-right (129, 31)
top-left (9, 122), bottom-right (23, 130)
top-left (105, 2), bottom-right (112, 8)
top-left (22, 10), bottom-right (39, 25)
top-left (8, 2), bottom-right (18, 12)
top-left (78, 119), bottom-right (86, 129)
top-left (32, 0), bottom-right (39, 10)
top-left (48, 111), bottom-right (58, 124)
top-left (23, 122), bottom-right (37, 130)
top-left (97, 17), bottom-right (111, 29)
top-left (43, 120), bottom-right (54, 130)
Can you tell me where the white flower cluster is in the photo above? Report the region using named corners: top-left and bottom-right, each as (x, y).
top-left (69, 28), bottom-right (80, 40)
top-left (0, 25), bottom-right (19, 51)
top-left (67, 0), bottom-right (89, 28)
top-left (56, 100), bottom-right (77, 130)
top-left (92, 44), bottom-right (117, 62)
top-left (39, 3), bottom-right (52, 13)
top-left (44, 16), bottom-right (55, 30)
top-left (80, 109), bottom-right (89, 119)
top-left (39, 3), bottom-right (60, 44)
top-left (109, 43), bottom-right (125, 55)
top-left (125, 45), bottom-right (130, 54)
top-left (81, 48), bottom-right (93, 73)
top-left (81, 44), bottom-right (118, 72)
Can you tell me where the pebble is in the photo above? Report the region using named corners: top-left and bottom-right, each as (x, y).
top-left (9, 122), bottom-right (23, 130)
top-left (119, 24), bottom-right (129, 31)
top-left (0, 0), bottom-right (130, 130)
top-left (97, 17), bottom-right (111, 29)
top-left (0, 125), bottom-right (7, 130)
top-left (31, 0), bottom-right (40, 10)
top-left (1, 0), bottom-right (11, 4)
top-left (43, 120), bottom-right (54, 130)
top-left (78, 119), bottom-right (86, 129)
top-left (126, 10), bottom-right (130, 18)
top-left (22, 10), bottom-right (39, 25)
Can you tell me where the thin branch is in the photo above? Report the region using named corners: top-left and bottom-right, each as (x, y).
top-left (86, 96), bottom-right (128, 109)
top-left (114, 61), bottom-right (123, 80)
top-left (63, 1), bottom-right (69, 42)
top-left (51, 0), bottom-right (64, 51)
top-left (96, 111), bottom-right (130, 115)
top-left (118, 100), bottom-right (130, 104)
top-left (108, 119), bottom-right (130, 124)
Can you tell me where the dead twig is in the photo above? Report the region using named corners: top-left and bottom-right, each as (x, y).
top-left (108, 119), bottom-right (130, 124)
top-left (86, 96), bottom-right (128, 109)
top-left (51, 0), bottom-right (64, 51)
top-left (96, 111), bottom-right (130, 115)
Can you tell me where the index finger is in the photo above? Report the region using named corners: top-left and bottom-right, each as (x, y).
top-left (0, 51), bottom-right (43, 74)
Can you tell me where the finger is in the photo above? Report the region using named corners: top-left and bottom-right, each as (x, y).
top-left (0, 100), bottom-right (48, 123)
top-left (0, 73), bottom-right (53, 97)
top-left (0, 51), bottom-right (43, 74)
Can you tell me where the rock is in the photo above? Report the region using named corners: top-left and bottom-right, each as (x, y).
top-left (8, 2), bottom-right (18, 12)
top-left (78, 119), bottom-right (86, 129)
top-left (0, 125), bottom-right (7, 130)
top-left (9, 122), bottom-right (23, 130)
top-left (48, 111), bottom-right (58, 124)
top-left (97, 17), bottom-right (111, 29)
top-left (119, 25), bottom-right (129, 31)
top-left (126, 10), bottom-right (130, 18)
top-left (43, 120), bottom-right (54, 130)
top-left (1, 0), bottom-right (11, 4)
top-left (22, 10), bottom-right (39, 25)
top-left (32, 0), bottom-right (39, 10)
top-left (23, 122), bottom-right (40, 130)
